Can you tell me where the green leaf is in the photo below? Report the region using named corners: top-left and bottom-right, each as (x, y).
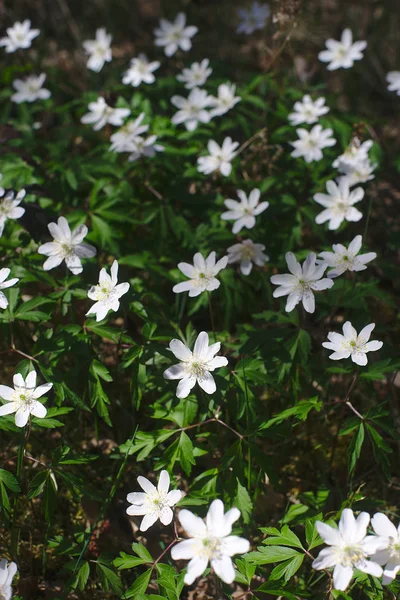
top-left (0, 481), bottom-right (12, 520)
top-left (28, 470), bottom-right (48, 499)
top-left (44, 473), bottom-right (57, 523)
top-left (269, 553), bottom-right (304, 582)
top-left (178, 431), bottom-right (195, 476)
top-left (131, 543), bottom-right (153, 562)
top-left (122, 568), bottom-right (152, 598)
top-left (261, 525), bottom-right (304, 549)
top-left (0, 469), bottom-right (20, 492)
top-left (348, 422), bottom-right (365, 473)
top-left (96, 561), bottom-right (123, 594)
top-left (247, 545), bottom-right (301, 564)
top-left (75, 561), bottom-right (90, 590)
top-left (305, 516), bottom-right (323, 550)
top-left (281, 503), bottom-right (309, 524)
top-left (114, 552), bottom-right (150, 570)
top-left (91, 359), bottom-right (113, 382)
top-left (235, 479), bottom-right (253, 524)
top-left (235, 557), bottom-right (256, 585)
top-left (258, 397), bottom-right (321, 431)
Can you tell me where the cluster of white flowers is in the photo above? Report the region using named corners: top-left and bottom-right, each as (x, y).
top-left (1, 8), bottom-right (397, 597)
top-left (333, 137), bottom-right (376, 186)
top-left (126, 471), bottom-right (249, 585)
top-left (171, 82), bottom-right (241, 132)
top-left (0, 178), bottom-right (21, 305)
top-left (313, 508), bottom-right (400, 590)
top-left (109, 113), bottom-right (163, 162)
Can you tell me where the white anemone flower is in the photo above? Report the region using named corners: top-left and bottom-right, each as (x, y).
top-left (227, 240), bottom-right (269, 275)
top-left (0, 188), bottom-right (26, 237)
top-left (318, 29), bottom-right (367, 71)
top-left (122, 54), bottom-right (160, 87)
top-left (154, 13), bottom-right (198, 57)
top-left (173, 251), bottom-right (228, 297)
top-left (171, 499), bottom-right (250, 584)
top-left (38, 216), bottom-right (96, 274)
top-left (333, 137), bottom-right (373, 170)
top-left (288, 95), bottom-right (329, 126)
top-left (128, 135), bottom-right (164, 162)
top-left (314, 178), bottom-right (364, 230)
top-left (177, 59), bottom-right (212, 89)
top-left (164, 331), bottom-right (228, 398)
top-left (0, 370), bottom-right (52, 427)
top-left (237, 2), bottom-right (270, 35)
top-left (126, 470), bottom-right (182, 532)
top-left (387, 71), bottom-right (400, 96)
top-left (221, 188), bottom-right (269, 234)
top-left (0, 558), bottom-right (17, 600)
top-left (86, 260), bottom-right (129, 322)
top-left (209, 83), bottom-right (241, 118)
top-left (339, 158), bottom-right (376, 186)
top-left (81, 97), bottom-right (130, 131)
top-left (171, 88), bottom-right (213, 131)
top-left (0, 269), bottom-right (19, 310)
top-left (270, 252), bottom-right (333, 313)
top-left (371, 513), bottom-right (400, 585)
top-left (322, 321), bottom-right (383, 366)
top-left (11, 74), bottom-right (51, 104)
top-left (312, 509), bottom-right (384, 591)
top-left (109, 114), bottom-right (149, 153)
top-left (197, 137), bottom-right (239, 177)
top-left (318, 235), bottom-right (376, 278)
top-left (290, 124), bottom-right (336, 163)
top-left (0, 20), bottom-right (39, 53)
top-left (83, 28), bottom-right (112, 73)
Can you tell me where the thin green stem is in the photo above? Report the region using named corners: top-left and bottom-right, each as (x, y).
top-left (10, 424), bottom-right (27, 560)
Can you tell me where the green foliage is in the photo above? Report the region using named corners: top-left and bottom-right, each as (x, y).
top-left (0, 2), bottom-right (399, 599)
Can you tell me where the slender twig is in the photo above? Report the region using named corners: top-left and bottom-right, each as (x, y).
top-left (152, 537), bottom-right (179, 570)
top-left (237, 128), bottom-right (267, 156)
top-left (11, 347), bottom-right (39, 363)
top-left (343, 373), bottom-right (363, 420)
top-left (264, 23), bottom-right (297, 72)
top-left (9, 317), bottom-right (39, 363)
top-left (178, 415), bottom-right (244, 440)
top-left (145, 181), bottom-right (164, 202)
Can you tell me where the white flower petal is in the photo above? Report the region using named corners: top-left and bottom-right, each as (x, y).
top-left (178, 509), bottom-right (207, 537)
top-left (157, 470), bottom-right (170, 494)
